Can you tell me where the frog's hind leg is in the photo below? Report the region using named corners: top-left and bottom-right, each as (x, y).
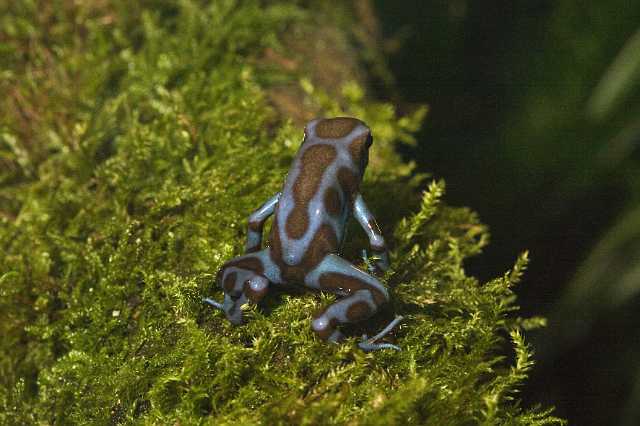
top-left (204, 249), bottom-right (280, 325)
top-left (305, 254), bottom-right (401, 351)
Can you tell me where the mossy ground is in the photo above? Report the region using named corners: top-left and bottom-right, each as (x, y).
top-left (1, 1), bottom-right (564, 424)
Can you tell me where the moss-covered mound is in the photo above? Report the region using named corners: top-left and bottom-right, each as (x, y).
top-left (0, 1), bottom-right (563, 424)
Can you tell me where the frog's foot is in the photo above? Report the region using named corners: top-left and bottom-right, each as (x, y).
top-left (358, 315), bottom-right (403, 352)
top-left (211, 253), bottom-right (274, 326)
top-left (203, 293), bottom-right (246, 325)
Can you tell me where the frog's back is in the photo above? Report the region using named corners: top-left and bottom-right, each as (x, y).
top-left (268, 117), bottom-right (371, 282)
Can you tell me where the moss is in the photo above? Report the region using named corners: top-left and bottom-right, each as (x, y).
top-left (0, 1), bottom-right (563, 424)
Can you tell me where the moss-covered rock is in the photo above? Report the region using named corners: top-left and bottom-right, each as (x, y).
top-left (0, 1), bottom-right (563, 424)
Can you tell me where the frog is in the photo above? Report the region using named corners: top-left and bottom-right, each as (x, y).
top-left (204, 117), bottom-right (402, 351)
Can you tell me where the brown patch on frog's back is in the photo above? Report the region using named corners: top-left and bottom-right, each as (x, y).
top-left (289, 223), bottom-right (339, 283)
top-left (337, 167), bottom-right (360, 202)
top-left (286, 144), bottom-right (337, 239)
top-left (270, 222), bottom-right (339, 284)
top-left (346, 301), bottom-right (372, 321)
top-left (324, 187), bottom-right (342, 216)
top-left (315, 117), bottom-right (360, 139)
top-left (302, 223), bottom-right (339, 269)
top-left (318, 272), bottom-right (387, 305)
top-left (348, 133), bottom-right (368, 164)
top-left (285, 209), bottom-right (309, 240)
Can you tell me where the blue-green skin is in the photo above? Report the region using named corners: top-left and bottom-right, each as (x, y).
top-left (205, 117), bottom-right (401, 351)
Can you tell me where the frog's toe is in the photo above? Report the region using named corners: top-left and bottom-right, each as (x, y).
top-left (204, 294), bottom-right (246, 325)
top-left (203, 297), bottom-right (224, 310)
top-left (357, 315), bottom-right (403, 352)
top-left (358, 338), bottom-right (401, 352)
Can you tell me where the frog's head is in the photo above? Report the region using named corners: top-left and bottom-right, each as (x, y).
top-left (304, 117), bottom-right (373, 174)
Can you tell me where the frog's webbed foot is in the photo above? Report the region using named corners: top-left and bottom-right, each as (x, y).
top-left (203, 293), bottom-right (246, 325)
top-left (358, 315), bottom-right (403, 352)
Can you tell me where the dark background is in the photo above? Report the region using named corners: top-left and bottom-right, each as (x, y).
top-left (375, 1), bottom-right (640, 425)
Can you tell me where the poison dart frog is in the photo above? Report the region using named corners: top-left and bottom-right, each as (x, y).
top-left (205, 117), bottom-right (402, 351)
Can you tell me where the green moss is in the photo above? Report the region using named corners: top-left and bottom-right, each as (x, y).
top-left (0, 1), bottom-right (563, 424)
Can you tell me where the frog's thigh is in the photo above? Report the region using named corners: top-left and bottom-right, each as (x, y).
top-left (219, 249), bottom-right (282, 303)
top-left (305, 254), bottom-right (389, 341)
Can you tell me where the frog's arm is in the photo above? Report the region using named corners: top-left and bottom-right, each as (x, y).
top-left (353, 193), bottom-right (390, 272)
top-left (246, 192), bottom-right (281, 253)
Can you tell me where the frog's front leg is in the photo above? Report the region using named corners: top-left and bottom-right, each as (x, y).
top-left (246, 192), bottom-right (281, 253)
top-left (305, 254), bottom-right (401, 351)
top-left (353, 193), bottom-right (390, 273)
top-left (205, 250), bottom-right (279, 325)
